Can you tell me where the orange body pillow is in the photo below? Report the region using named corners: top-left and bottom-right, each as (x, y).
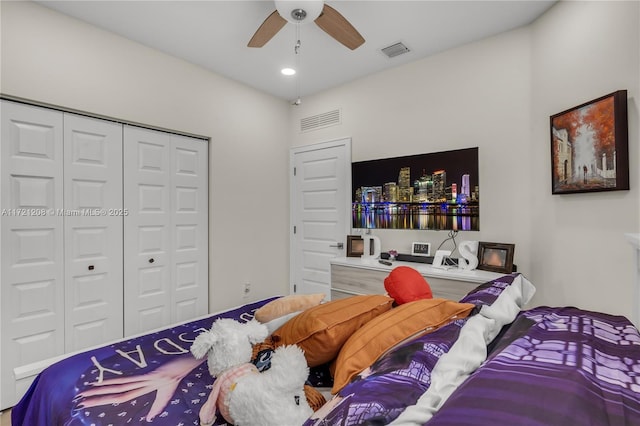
top-left (331, 298), bottom-right (475, 394)
top-left (271, 294), bottom-right (394, 367)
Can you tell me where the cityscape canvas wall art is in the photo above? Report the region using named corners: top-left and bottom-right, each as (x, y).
top-left (352, 147), bottom-right (479, 231)
top-left (550, 90), bottom-right (629, 194)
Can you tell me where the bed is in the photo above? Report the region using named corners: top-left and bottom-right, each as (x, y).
top-left (12, 274), bottom-right (640, 425)
top-left (10, 298), bottom-right (281, 425)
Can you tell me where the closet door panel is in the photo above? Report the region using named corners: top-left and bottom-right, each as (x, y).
top-left (124, 126), bottom-right (172, 336)
top-left (171, 135), bottom-right (208, 321)
top-left (64, 114), bottom-right (124, 351)
top-left (1, 101), bottom-right (64, 408)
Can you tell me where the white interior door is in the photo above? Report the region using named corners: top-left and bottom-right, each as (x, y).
top-left (123, 126), bottom-right (172, 335)
top-left (64, 114), bottom-right (123, 351)
top-left (170, 134), bottom-right (208, 322)
top-left (290, 138), bottom-right (351, 300)
top-left (1, 101), bottom-right (65, 409)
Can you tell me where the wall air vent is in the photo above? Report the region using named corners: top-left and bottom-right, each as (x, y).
top-left (300, 108), bottom-right (341, 132)
top-left (381, 42), bottom-right (410, 58)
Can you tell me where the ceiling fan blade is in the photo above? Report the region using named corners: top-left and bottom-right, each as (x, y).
top-left (314, 4), bottom-right (365, 50)
top-left (248, 10), bottom-right (287, 48)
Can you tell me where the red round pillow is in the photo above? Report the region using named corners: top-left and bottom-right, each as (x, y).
top-left (384, 266), bottom-right (433, 305)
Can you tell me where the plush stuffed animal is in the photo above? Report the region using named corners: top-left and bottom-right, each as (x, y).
top-left (191, 318), bottom-right (313, 426)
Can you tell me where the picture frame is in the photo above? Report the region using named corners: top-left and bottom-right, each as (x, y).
top-left (550, 90), bottom-right (629, 194)
top-left (476, 242), bottom-right (515, 274)
top-left (346, 235), bottom-right (364, 257)
top-left (411, 242), bottom-right (431, 257)
top-left (351, 147), bottom-right (480, 231)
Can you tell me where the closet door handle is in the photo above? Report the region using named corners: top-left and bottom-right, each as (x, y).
top-left (88, 265), bottom-right (95, 271)
top-left (149, 258), bottom-right (155, 264)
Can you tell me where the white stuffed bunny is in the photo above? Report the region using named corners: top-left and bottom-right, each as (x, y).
top-left (191, 318), bottom-right (313, 426)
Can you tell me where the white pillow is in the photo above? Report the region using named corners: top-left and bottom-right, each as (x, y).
top-left (390, 274), bottom-right (536, 425)
top-left (262, 311), bottom-right (302, 335)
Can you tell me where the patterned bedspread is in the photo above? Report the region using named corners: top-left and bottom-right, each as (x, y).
top-left (306, 273), bottom-right (530, 426)
top-left (11, 297), bottom-right (278, 426)
top-left (13, 274), bottom-right (640, 426)
top-left (307, 274), bottom-right (640, 426)
top-left (427, 306), bottom-right (640, 425)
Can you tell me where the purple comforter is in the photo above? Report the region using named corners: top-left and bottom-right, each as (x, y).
top-left (305, 274), bottom-right (523, 426)
top-left (14, 274), bottom-right (640, 426)
top-left (307, 275), bottom-right (640, 426)
top-left (12, 298), bottom-right (278, 426)
top-left (427, 306), bottom-right (640, 425)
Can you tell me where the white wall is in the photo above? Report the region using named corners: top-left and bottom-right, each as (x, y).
top-left (2, 1), bottom-right (638, 319)
top-left (289, 1), bottom-right (640, 318)
top-left (529, 0), bottom-right (639, 316)
top-left (0, 1), bottom-right (291, 312)
top-left (289, 27), bottom-right (534, 288)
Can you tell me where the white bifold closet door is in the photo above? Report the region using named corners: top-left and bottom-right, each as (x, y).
top-left (123, 126), bottom-right (208, 336)
top-left (1, 101), bottom-right (208, 409)
top-left (1, 102), bottom-right (65, 407)
top-left (63, 113), bottom-right (123, 352)
top-left (0, 105), bottom-right (126, 406)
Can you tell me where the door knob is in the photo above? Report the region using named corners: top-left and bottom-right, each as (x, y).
top-left (88, 265), bottom-right (95, 271)
top-left (149, 258), bottom-right (155, 264)
top-left (330, 242), bottom-right (344, 249)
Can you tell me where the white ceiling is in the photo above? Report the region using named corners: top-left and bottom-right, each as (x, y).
top-left (37, 1), bottom-right (556, 101)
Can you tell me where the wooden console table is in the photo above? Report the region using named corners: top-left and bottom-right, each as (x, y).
top-left (331, 257), bottom-right (504, 301)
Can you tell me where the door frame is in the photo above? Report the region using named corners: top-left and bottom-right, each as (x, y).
top-left (289, 137), bottom-right (352, 295)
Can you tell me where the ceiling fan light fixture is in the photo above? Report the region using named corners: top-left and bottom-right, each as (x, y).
top-left (275, 0), bottom-right (324, 24)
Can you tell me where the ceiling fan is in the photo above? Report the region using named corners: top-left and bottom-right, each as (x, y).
top-left (247, 0), bottom-right (365, 50)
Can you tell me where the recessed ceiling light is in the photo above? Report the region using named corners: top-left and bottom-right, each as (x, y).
top-left (281, 68), bottom-right (296, 76)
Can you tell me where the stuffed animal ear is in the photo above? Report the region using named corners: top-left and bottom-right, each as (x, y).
top-left (190, 330), bottom-right (218, 359)
top-left (244, 319), bottom-right (269, 345)
top-left (266, 345), bottom-right (309, 392)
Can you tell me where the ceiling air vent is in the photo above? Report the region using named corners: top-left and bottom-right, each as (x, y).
top-left (381, 42), bottom-right (410, 58)
top-left (300, 109), bottom-right (341, 132)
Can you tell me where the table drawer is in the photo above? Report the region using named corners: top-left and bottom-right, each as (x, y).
top-left (331, 264), bottom-right (481, 301)
top-left (331, 264), bottom-right (387, 296)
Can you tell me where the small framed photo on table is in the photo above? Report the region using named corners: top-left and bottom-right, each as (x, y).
top-left (346, 235), bottom-right (364, 257)
top-left (477, 242), bottom-right (515, 274)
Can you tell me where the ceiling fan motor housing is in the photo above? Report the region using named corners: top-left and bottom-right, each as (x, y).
top-left (248, 1), bottom-right (364, 51)
top-left (275, 0), bottom-right (324, 24)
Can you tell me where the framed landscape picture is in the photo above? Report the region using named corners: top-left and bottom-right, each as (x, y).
top-left (550, 90), bottom-right (629, 194)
